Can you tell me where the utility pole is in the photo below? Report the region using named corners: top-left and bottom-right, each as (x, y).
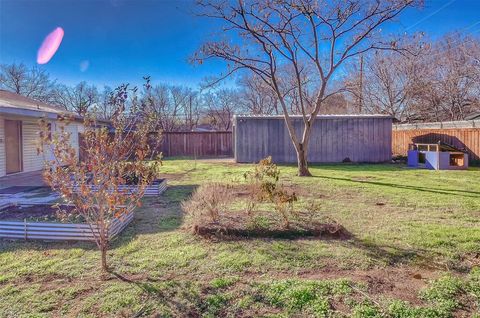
top-left (359, 54), bottom-right (364, 114)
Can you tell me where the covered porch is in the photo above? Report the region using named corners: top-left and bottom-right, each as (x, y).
top-left (0, 170), bottom-right (47, 190)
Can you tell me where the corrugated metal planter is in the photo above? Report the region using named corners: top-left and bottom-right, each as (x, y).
top-left (73, 178), bottom-right (167, 196)
top-left (0, 204), bottom-right (134, 241)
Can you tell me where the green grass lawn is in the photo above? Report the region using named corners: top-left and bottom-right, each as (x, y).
top-left (0, 159), bottom-right (479, 317)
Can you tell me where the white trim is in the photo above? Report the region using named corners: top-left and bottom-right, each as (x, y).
top-left (394, 120), bottom-right (480, 130)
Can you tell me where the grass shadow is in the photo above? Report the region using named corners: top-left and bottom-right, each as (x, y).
top-left (312, 175), bottom-right (480, 198)
top-left (109, 184), bottom-right (197, 248)
top-left (341, 235), bottom-right (433, 268)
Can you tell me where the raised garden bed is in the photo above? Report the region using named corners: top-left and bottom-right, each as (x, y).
top-left (73, 178), bottom-right (167, 196)
top-left (187, 212), bottom-right (350, 240)
top-left (0, 203), bottom-right (133, 241)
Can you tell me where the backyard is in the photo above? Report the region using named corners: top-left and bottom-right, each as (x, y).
top-left (0, 158), bottom-right (479, 317)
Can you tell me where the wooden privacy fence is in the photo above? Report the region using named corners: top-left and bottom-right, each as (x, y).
top-left (79, 131), bottom-right (233, 160)
top-left (160, 131), bottom-right (233, 158)
top-left (392, 120), bottom-right (480, 162)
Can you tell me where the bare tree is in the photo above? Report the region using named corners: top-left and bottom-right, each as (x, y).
top-left (169, 86), bottom-right (202, 131)
top-left (142, 82), bottom-right (186, 131)
top-left (54, 81), bottom-right (99, 116)
top-left (196, 0), bottom-right (418, 176)
top-left (320, 93), bottom-right (350, 114)
top-left (238, 73), bottom-right (279, 115)
top-left (346, 49), bottom-right (419, 119)
top-left (426, 35), bottom-right (480, 121)
top-left (95, 86), bottom-right (116, 120)
top-left (203, 88), bottom-right (238, 130)
top-left (349, 33), bottom-right (480, 122)
top-left (0, 63), bottom-right (56, 102)
top-left (181, 88), bottom-right (202, 130)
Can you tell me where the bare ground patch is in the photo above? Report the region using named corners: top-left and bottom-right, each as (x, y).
top-left (190, 213), bottom-right (349, 240)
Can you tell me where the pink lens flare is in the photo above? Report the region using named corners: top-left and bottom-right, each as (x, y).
top-left (37, 27), bottom-right (64, 64)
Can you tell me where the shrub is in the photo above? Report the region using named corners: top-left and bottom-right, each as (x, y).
top-left (244, 156), bottom-right (298, 228)
top-left (182, 182), bottom-right (232, 223)
top-left (243, 156), bottom-right (280, 202)
top-left (115, 161), bottom-right (161, 185)
top-left (271, 188), bottom-right (298, 228)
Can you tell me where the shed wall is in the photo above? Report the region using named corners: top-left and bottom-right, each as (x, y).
top-left (234, 116), bottom-right (392, 163)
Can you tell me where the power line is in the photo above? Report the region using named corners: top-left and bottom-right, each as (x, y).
top-left (404, 0), bottom-right (457, 31)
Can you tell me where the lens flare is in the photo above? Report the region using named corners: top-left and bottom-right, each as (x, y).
top-left (37, 27), bottom-right (64, 64)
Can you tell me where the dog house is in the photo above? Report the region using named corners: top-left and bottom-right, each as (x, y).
top-left (407, 142), bottom-right (468, 170)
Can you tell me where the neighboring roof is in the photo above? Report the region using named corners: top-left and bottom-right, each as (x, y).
top-left (192, 124), bottom-right (217, 132)
top-left (394, 119), bottom-right (480, 130)
top-left (234, 114), bottom-right (393, 120)
top-left (0, 89), bottom-right (77, 119)
top-left (465, 112), bottom-right (480, 120)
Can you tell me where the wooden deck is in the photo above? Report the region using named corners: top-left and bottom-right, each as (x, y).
top-left (0, 171), bottom-right (47, 190)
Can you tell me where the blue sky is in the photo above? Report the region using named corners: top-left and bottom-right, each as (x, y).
top-left (0, 0), bottom-right (479, 89)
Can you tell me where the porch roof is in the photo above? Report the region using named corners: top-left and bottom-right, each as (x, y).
top-left (0, 89), bottom-right (78, 119)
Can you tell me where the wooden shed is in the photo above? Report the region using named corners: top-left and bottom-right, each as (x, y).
top-left (233, 115), bottom-right (393, 163)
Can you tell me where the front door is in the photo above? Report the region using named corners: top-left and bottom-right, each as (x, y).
top-left (5, 120), bottom-right (22, 174)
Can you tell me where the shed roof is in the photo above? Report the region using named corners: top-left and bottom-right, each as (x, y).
top-left (465, 112), bottom-right (480, 120)
top-left (234, 114), bottom-right (393, 120)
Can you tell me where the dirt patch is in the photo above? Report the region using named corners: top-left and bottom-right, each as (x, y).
top-left (188, 213), bottom-right (350, 240)
top-left (0, 204), bottom-right (80, 222)
top-left (278, 265), bottom-right (442, 306)
top-left (157, 173), bottom-right (185, 181)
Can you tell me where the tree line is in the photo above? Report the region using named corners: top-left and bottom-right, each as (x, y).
top-left (0, 63), bottom-right (247, 131)
top-left (2, 34), bottom-right (479, 134)
top-left (345, 33), bottom-right (480, 122)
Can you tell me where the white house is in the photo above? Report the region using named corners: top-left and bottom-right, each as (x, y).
top-left (0, 90), bottom-right (84, 178)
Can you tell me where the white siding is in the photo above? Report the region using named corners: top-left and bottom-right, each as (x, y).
top-left (22, 119), bottom-right (46, 173)
top-left (52, 121), bottom-right (81, 158)
top-left (0, 116), bottom-right (83, 178)
top-left (0, 117), bottom-right (5, 177)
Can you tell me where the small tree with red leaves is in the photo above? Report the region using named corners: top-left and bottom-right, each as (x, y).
top-left (38, 82), bottom-right (161, 273)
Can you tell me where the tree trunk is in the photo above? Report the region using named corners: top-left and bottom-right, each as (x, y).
top-left (101, 244), bottom-right (108, 272)
top-left (296, 146), bottom-right (311, 177)
top-left (100, 234), bottom-right (109, 273)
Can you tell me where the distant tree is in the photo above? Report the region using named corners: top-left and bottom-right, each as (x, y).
top-left (38, 82), bottom-right (161, 273)
top-left (142, 82), bottom-right (184, 131)
top-left (420, 35), bottom-right (480, 121)
top-left (347, 50), bottom-right (419, 119)
top-left (95, 86), bottom-right (116, 120)
top-left (345, 34), bottom-right (480, 122)
top-left (238, 73), bottom-right (279, 115)
top-left (203, 88), bottom-right (238, 130)
top-left (180, 88), bottom-right (202, 131)
top-left (196, 0), bottom-right (419, 176)
top-left (0, 63), bottom-right (56, 102)
top-left (53, 81), bottom-right (99, 116)
top-left (320, 93), bottom-right (350, 114)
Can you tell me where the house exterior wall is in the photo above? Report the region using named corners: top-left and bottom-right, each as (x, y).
top-left (0, 115), bottom-right (83, 178)
top-left (0, 117), bottom-right (5, 177)
top-left (234, 115), bottom-right (393, 163)
top-left (22, 119), bottom-right (46, 173)
top-left (51, 121), bottom-right (82, 159)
